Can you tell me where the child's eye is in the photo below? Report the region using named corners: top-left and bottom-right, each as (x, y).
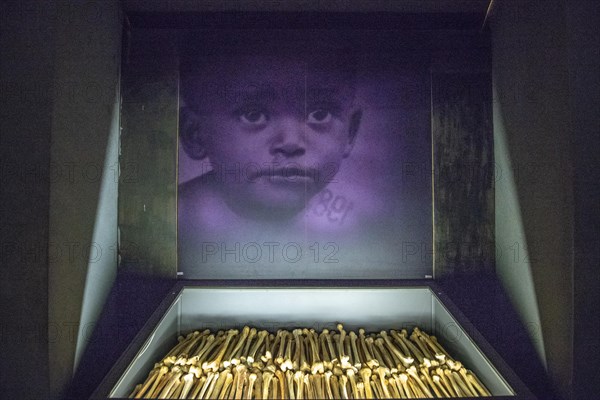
top-left (307, 109), bottom-right (332, 124)
top-left (239, 110), bottom-right (268, 125)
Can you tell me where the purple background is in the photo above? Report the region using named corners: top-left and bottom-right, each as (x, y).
top-left (177, 38), bottom-right (432, 279)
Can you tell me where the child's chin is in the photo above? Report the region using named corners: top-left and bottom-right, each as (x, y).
top-left (224, 185), bottom-right (315, 220)
top-left (255, 196), bottom-right (307, 213)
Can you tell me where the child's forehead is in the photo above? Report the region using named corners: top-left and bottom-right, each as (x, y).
top-left (187, 54), bottom-right (355, 106)
top-left (203, 53), bottom-right (351, 82)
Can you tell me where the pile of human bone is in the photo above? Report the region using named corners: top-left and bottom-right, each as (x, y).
top-left (128, 324), bottom-right (491, 398)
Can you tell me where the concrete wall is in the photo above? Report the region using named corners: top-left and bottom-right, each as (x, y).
top-left (565, 2), bottom-right (600, 399)
top-left (47, 1), bottom-right (122, 398)
top-left (0, 1), bottom-right (56, 398)
top-left (492, 0), bottom-right (598, 398)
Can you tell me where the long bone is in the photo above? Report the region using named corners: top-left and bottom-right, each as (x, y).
top-left (389, 330), bottom-right (414, 361)
top-left (332, 334), bottom-right (342, 362)
top-left (319, 330), bottom-right (333, 370)
top-left (294, 330), bottom-right (310, 372)
top-left (379, 331), bottom-right (413, 368)
top-left (247, 330), bottom-right (268, 364)
top-left (174, 331), bottom-right (204, 365)
top-left (398, 373), bottom-right (413, 398)
top-left (459, 367), bottom-right (479, 396)
top-left (232, 364), bottom-right (248, 400)
top-left (186, 329), bottom-right (210, 352)
top-left (436, 367), bottom-right (457, 397)
top-left (223, 339), bottom-right (241, 369)
top-left (198, 371), bottom-right (219, 400)
top-left (324, 329), bottom-right (338, 365)
top-left (188, 375), bottom-right (206, 399)
top-left (304, 329), bottom-right (324, 374)
top-left (452, 370), bottom-right (476, 397)
top-left (406, 375), bottom-right (425, 398)
top-left (339, 375), bottom-right (349, 400)
top-left (348, 331), bottom-right (362, 369)
top-left (413, 327), bottom-right (446, 363)
top-left (371, 374), bottom-right (385, 399)
top-left (252, 370), bottom-right (263, 400)
top-left (262, 371), bottom-right (275, 400)
top-left (429, 335), bottom-right (454, 361)
top-left (303, 373), bottom-right (313, 400)
top-left (370, 338), bottom-right (392, 370)
top-left (344, 334), bottom-right (354, 367)
top-left (134, 365), bottom-right (164, 399)
top-left (271, 374), bottom-right (280, 400)
top-left (467, 370), bottom-right (492, 396)
top-left (388, 375), bottom-right (406, 399)
top-left (239, 328), bottom-right (257, 364)
top-left (217, 371), bottom-right (234, 400)
top-left (336, 324), bottom-right (352, 369)
top-left (406, 365), bottom-right (432, 398)
top-left (178, 373), bottom-right (195, 399)
top-left (387, 376), bottom-right (402, 399)
top-left (395, 329), bottom-right (425, 364)
top-left (358, 329), bottom-right (379, 369)
top-left (316, 373), bottom-right (327, 399)
top-left (356, 382), bottom-right (366, 399)
top-left (229, 326), bottom-right (251, 366)
top-left (164, 332), bottom-right (194, 361)
top-left (420, 367), bottom-right (443, 398)
top-left (158, 366), bottom-right (182, 398)
top-left (323, 371), bottom-right (334, 399)
top-left (198, 335), bottom-right (226, 368)
top-left (274, 330), bottom-right (288, 366)
top-left (149, 368), bottom-right (173, 398)
top-left (261, 333), bottom-right (275, 362)
top-left (203, 329), bottom-right (238, 372)
top-left (275, 370), bottom-right (287, 400)
top-left (293, 371), bottom-right (304, 400)
top-left (291, 329), bottom-right (302, 371)
top-left (285, 370), bottom-right (296, 400)
top-left (359, 368), bottom-right (374, 399)
top-left (432, 374), bottom-right (452, 398)
top-left (444, 369), bottom-right (465, 397)
top-left (330, 375), bottom-right (341, 399)
top-left (375, 366), bottom-right (393, 398)
top-left (245, 373), bottom-right (257, 400)
top-left (206, 370), bottom-right (228, 399)
top-left (410, 331), bottom-right (435, 360)
top-left (170, 377), bottom-right (185, 399)
top-left (346, 368), bottom-right (359, 398)
top-left (388, 376), bottom-right (405, 399)
top-left (282, 331), bottom-right (295, 371)
top-left (189, 334), bottom-right (218, 365)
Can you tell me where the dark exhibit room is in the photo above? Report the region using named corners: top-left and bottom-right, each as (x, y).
top-left (1, 1), bottom-right (598, 400)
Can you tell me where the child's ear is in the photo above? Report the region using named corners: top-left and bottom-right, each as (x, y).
top-left (179, 106), bottom-right (207, 160)
top-left (343, 109), bottom-right (362, 158)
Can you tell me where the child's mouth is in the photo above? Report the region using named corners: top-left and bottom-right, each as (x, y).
top-left (255, 167), bottom-right (316, 184)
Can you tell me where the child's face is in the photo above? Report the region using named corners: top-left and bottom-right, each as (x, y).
top-left (188, 54), bottom-right (360, 216)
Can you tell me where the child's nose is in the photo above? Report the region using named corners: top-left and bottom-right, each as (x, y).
top-left (270, 117), bottom-right (306, 157)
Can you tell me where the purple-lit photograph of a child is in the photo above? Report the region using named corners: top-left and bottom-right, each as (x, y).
top-left (177, 30), bottom-right (432, 279)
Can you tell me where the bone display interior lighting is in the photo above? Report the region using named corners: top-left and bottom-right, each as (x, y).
top-left (128, 324), bottom-right (491, 399)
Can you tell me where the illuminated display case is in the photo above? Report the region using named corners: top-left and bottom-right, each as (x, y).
top-left (91, 11), bottom-right (536, 400)
top-left (92, 281), bottom-right (534, 398)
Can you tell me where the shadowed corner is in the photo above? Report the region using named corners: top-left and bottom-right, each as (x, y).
top-left (63, 268), bottom-right (176, 400)
top-left (437, 273), bottom-right (557, 399)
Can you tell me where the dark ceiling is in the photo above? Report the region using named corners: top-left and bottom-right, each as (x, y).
top-left (123, 0), bottom-right (490, 14)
